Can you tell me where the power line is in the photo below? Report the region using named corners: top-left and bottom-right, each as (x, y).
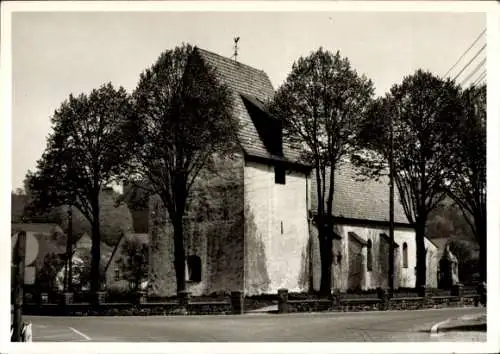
top-left (460, 58), bottom-right (487, 87)
top-left (444, 28), bottom-right (486, 78)
top-left (453, 43), bottom-right (487, 82)
top-left (471, 70), bottom-right (487, 87)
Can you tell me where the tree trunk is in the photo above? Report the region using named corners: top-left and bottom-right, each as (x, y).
top-left (318, 223), bottom-right (333, 295)
top-left (90, 203), bottom-right (101, 294)
top-left (415, 220), bottom-right (427, 288)
top-left (173, 217), bottom-right (186, 294)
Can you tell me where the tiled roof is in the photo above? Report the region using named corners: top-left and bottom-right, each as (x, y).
top-left (310, 162), bottom-right (410, 225)
top-left (195, 48), bottom-right (303, 165)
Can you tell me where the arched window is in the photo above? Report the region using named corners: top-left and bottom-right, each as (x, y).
top-left (367, 239), bottom-right (373, 271)
top-left (402, 242), bottom-right (408, 268)
top-left (186, 255), bottom-right (202, 282)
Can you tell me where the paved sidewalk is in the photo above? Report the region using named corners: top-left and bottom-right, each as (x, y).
top-left (431, 313), bottom-right (486, 342)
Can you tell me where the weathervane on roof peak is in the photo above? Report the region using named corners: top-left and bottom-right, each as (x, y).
top-left (233, 36), bottom-right (240, 61)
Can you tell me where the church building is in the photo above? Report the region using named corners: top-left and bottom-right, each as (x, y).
top-left (126, 48), bottom-right (438, 297)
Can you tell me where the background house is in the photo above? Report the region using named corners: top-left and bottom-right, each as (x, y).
top-left (54, 233), bottom-right (114, 292)
top-left (104, 232), bottom-right (150, 291)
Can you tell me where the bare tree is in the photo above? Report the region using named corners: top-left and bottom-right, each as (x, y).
top-left (270, 48), bottom-right (375, 294)
top-left (127, 45), bottom-right (239, 294)
top-left (446, 84), bottom-right (486, 281)
top-left (26, 83), bottom-right (134, 294)
top-left (355, 70), bottom-right (463, 288)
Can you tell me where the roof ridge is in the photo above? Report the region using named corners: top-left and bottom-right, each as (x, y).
top-left (195, 47), bottom-right (269, 76)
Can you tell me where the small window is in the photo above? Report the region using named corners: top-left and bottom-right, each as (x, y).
top-left (274, 165), bottom-right (286, 184)
top-left (402, 242), bottom-right (408, 268)
top-left (114, 268), bottom-right (120, 281)
top-left (186, 255), bottom-right (202, 282)
top-left (367, 239), bottom-right (373, 272)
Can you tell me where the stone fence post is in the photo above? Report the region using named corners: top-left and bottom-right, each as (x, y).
top-left (231, 291), bottom-right (244, 314)
top-left (135, 290), bottom-right (147, 305)
top-left (61, 292), bottom-right (74, 306)
top-left (377, 287), bottom-right (389, 311)
top-left (451, 283), bottom-right (463, 299)
top-left (95, 291), bottom-right (106, 305)
top-left (39, 292), bottom-right (49, 305)
top-left (331, 289), bottom-right (341, 310)
top-left (179, 291), bottom-right (190, 309)
top-left (417, 285), bottom-right (430, 298)
top-left (278, 288), bottom-right (289, 314)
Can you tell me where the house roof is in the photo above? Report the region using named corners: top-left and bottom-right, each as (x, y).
top-left (11, 223), bottom-right (64, 235)
top-left (310, 162), bottom-right (410, 225)
top-left (105, 232), bottom-right (150, 272)
top-left (195, 48), bottom-right (304, 166)
top-left (348, 231), bottom-right (368, 246)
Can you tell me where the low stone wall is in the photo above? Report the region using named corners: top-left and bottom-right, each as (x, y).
top-left (23, 291), bottom-right (238, 317)
top-left (276, 286), bottom-right (483, 314)
top-left (23, 301), bottom-right (232, 316)
top-left (22, 286), bottom-right (484, 316)
top-left (287, 299), bottom-right (333, 313)
top-left (340, 298), bottom-right (382, 312)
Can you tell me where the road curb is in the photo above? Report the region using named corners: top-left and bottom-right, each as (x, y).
top-left (429, 314), bottom-right (486, 337)
top-left (430, 319), bottom-right (450, 336)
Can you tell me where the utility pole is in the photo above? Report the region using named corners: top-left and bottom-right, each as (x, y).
top-left (388, 114), bottom-right (395, 297)
top-left (65, 205), bottom-right (73, 292)
top-left (12, 230), bottom-right (26, 342)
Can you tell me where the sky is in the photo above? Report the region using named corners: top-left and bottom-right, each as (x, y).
top-left (11, 10), bottom-right (486, 191)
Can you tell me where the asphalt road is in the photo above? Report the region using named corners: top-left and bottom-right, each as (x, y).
top-left (24, 307), bottom-right (485, 342)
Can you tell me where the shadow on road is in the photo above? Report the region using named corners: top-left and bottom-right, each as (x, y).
top-left (419, 323), bottom-right (486, 334)
top-left (440, 323), bottom-right (487, 333)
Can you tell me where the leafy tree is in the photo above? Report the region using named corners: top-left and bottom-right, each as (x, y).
top-left (116, 238), bottom-right (149, 291)
top-left (269, 48), bottom-right (375, 294)
top-left (25, 83), bottom-right (134, 294)
top-left (127, 44), bottom-right (238, 294)
top-left (11, 192), bottom-right (29, 223)
top-left (445, 84), bottom-right (486, 281)
top-left (426, 199), bottom-right (475, 242)
top-left (354, 70), bottom-right (463, 288)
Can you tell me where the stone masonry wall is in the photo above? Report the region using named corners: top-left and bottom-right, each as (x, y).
top-left (148, 154), bottom-right (245, 297)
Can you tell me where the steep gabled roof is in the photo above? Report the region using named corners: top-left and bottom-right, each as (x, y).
top-left (105, 232), bottom-right (150, 273)
top-left (195, 48), bottom-right (303, 166)
top-left (311, 163), bottom-right (410, 225)
top-left (348, 231), bottom-right (368, 246)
